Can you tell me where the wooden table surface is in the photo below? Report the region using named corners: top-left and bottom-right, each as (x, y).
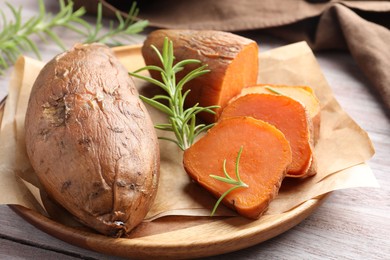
top-left (1, 1), bottom-right (389, 259)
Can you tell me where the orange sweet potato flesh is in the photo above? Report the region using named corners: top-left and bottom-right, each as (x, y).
top-left (240, 84), bottom-right (321, 143)
top-left (219, 94), bottom-right (316, 178)
top-left (183, 117), bottom-right (292, 219)
top-left (142, 29), bottom-right (259, 123)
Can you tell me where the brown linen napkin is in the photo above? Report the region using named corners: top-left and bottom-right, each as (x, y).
top-left (267, 4), bottom-right (390, 111)
top-left (74, 0), bottom-right (390, 110)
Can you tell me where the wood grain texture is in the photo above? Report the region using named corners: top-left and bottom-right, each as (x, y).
top-left (0, 238), bottom-right (80, 259)
top-left (0, 1), bottom-right (389, 259)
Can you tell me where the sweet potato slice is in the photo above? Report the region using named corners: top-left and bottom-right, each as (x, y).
top-left (142, 29), bottom-right (259, 123)
top-left (183, 117), bottom-right (292, 219)
top-left (219, 94), bottom-right (316, 178)
top-left (240, 84), bottom-right (321, 142)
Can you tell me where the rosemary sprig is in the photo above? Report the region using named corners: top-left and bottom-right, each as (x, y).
top-left (0, 0), bottom-right (148, 75)
top-left (129, 37), bottom-right (246, 216)
top-left (209, 146), bottom-right (249, 216)
top-left (129, 37), bottom-right (219, 150)
top-left (84, 2), bottom-right (148, 44)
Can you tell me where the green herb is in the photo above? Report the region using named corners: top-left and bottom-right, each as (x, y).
top-left (129, 37), bottom-right (245, 217)
top-left (84, 2), bottom-right (148, 44)
top-left (129, 37), bottom-right (219, 151)
top-left (209, 146), bottom-right (248, 216)
top-left (0, 0), bottom-right (148, 75)
top-left (265, 86), bottom-right (284, 95)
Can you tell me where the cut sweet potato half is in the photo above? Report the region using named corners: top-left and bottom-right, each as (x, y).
top-left (240, 84), bottom-right (321, 143)
top-left (183, 117), bottom-right (292, 219)
top-left (142, 29), bottom-right (259, 123)
top-left (219, 94), bottom-right (316, 178)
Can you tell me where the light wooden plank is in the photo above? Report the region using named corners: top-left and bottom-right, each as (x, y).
top-left (0, 238), bottom-right (80, 259)
top-left (0, 205), bottom-right (126, 260)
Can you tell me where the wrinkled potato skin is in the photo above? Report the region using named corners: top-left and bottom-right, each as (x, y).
top-left (25, 44), bottom-right (159, 237)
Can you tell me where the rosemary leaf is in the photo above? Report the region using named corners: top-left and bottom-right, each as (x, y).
top-left (129, 72), bottom-right (167, 89)
top-left (139, 96), bottom-right (174, 116)
top-left (265, 86), bottom-right (284, 95)
top-left (210, 186), bottom-right (243, 217)
top-left (158, 136), bottom-right (182, 148)
top-left (44, 29), bottom-right (66, 50)
top-left (154, 124), bottom-right (174, 131)
top-left (151, 95), bottom-right (171, 101)
top-left (133, 65), bottom-right (165, 74)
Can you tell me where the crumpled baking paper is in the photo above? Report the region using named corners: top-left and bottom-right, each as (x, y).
top-left (0, 42), bottom-right (378, 228)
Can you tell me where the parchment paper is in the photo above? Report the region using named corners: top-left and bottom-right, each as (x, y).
top-left (0, 42), bottom-right (378, 225)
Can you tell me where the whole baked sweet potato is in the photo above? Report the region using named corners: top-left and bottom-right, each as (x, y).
top-left (25, 43), bottom-right (160, 237)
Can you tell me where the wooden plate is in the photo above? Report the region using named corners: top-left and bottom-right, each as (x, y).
top-left (12, 198), bottom-right (327, 259)
top-left (1, 94), bottom-right (327, 259)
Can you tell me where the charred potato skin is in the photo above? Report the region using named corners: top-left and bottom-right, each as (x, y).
top-left (25, 44), bottom-right (160, 237)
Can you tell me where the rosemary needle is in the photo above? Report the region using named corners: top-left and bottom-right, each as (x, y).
top-left (265, 86), bottom-right (284, 95)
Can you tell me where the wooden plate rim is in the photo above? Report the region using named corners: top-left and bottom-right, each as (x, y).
top-left (10, 195), bottom-right (328, 259)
